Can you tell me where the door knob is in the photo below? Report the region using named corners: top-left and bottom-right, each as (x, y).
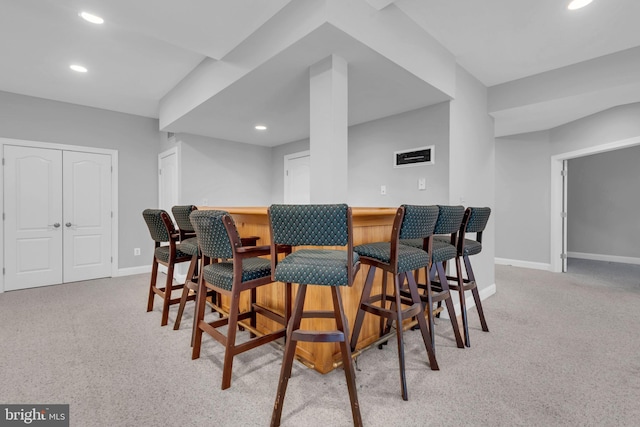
top-left (65, 222), bottom-right (72, 227)
top-left (52, 223), bottom-right (61, 228)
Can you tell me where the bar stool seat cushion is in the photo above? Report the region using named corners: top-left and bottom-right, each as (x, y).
top-left (179, 236), bottom-right (199, 256)
top-left (433, 236), bottom-right (482, 256)
top-left (154, 245), bottom-right (191, 263)
top-left (462, 239), bottom-right (482, 256)
top-left (202, 258), bottom-right (272, 292)
top-left (401, 237), bottom-right (457, 263)
top-left (274, 249), bottom-right (359, 287)
top-left (431, 240), bottom-right (457, 264)
top-left (354, 242), bottom-right (429, 273)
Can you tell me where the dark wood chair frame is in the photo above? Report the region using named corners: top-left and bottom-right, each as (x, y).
top-left (440, 207), bottom-right (489, 347)
top-left (191, 214), bottom-right (291, 390)
top-left (146, 210), bottom-right (197, 327)
top-left (349, 206), bottom-right (439, 402)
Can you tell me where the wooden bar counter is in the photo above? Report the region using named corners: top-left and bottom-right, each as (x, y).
top-left (199, 206), bottom-right (397, 374)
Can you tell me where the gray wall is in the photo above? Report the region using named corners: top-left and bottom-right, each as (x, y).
top-left (0, 91), bottom-right (161, 270)
top-left (567, 145), bottom-right (640, 259)
top-left (269, 103), bottom-right (450, 207)
top-left (176, 133), bottom-right (272, 206)
top-left (448, 66), bottom-right (495, 293)
top-left (270, 139), bottom-right (310, 204)
top-left (348, 103), bottom-right (450, 207)
top-left (495, 131), bottom-right (551, 263)
top-left (495, 102), bottom-right (640, 266)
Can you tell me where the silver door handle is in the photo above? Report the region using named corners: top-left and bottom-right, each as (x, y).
top-left (52, 223), bottom-right (61, 228)
top-left (65, 222), bottom-right (72, 227)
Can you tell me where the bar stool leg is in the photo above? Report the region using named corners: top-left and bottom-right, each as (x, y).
top-left (331, 287), bottom-right (363, 427)
top-left (405, 273), bottom-right (439, 371)
top-left (434, 263), bottom-right (464, 348)
top-left (350, 267), bottom-right (376, 351)
top-left (464, 255), bottom-right (489, 332)
top-left (392, 273), bottom-right (409, 401)
top-left (454, 256), bottom-right (470, 347)
top-left (161, 263), bottom-right (175, 326)
top-left (147, 257), bottom-right (158, 312)
top-left (271, 284), bottom-right (306, 427)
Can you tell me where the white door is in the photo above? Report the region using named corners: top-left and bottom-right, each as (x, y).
top-left (4, 146), bottom-right (112, 290)
top-left (158, 148), bottom-right (179, 276)
top-left (62, 151), bottom-right (112, 283)
top-left (4, 146), bottom-right (63, 290)
top-left (284, 151), bottom-right (310, 204)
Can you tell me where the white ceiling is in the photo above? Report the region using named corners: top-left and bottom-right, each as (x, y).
top-left (1, 0), bottom-right (639, 145)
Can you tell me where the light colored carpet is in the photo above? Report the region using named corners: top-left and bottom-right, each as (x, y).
top-left (1, 261), bottom-right (639, 426)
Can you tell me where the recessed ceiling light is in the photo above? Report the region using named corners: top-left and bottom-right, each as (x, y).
top-left (255, 125), bottom-right (267, 130)
top-left (70, 64), bottom-right (88, 73)
top-left (79, 11), bottom-right (104, 24)
top-left (568, 0), bottom-right (593, 10)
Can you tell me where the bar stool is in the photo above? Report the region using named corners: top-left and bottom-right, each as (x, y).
top-left (445, 207), bottom-right (491, 346)
top-left (350, 205), bottom-right (439, 401)
top-left (268, 204), bottom-right (362, 427)
top-left (190, 210), bottom-right (290, 390)
top-left (142, 209), bottom-right (196, 326)
top-left (402, 205), bottom-right (465, 350)
top-left (171, 205), bottom-right (200, 331)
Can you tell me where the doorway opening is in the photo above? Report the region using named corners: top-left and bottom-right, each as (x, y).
top-left (550, 135), bottom-right (640, 273)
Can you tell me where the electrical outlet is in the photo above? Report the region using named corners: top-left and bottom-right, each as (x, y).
top-left (418, 178), bottom-right (426, 190)
top-left (134, 248), bottom-right (141, 256)
top-left (380, 185), bottom-right (387, 195)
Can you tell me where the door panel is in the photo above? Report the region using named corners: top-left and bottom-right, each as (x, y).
top-left (63, 151), bottom-right (112, 283)
top-left (4, 145), bottom-right (63, 290)
top-left (284, 152), bottom-right (310, 204)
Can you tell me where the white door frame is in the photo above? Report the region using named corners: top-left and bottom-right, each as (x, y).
top-left (158, 147), bottom-right (180, 213)
top-left (1, 137), bottom-right (119, 293)
top-left (549, 135), bottom-right (640, 272)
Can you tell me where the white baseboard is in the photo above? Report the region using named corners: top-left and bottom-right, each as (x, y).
top-left (567, 252), bottom-right (640, 266)
top-left (439, 282), bottom-right (496, 319)
top-left (495, 257), bottom-right (551, 271)
top-left (116, 265), bottom-right (151, 277)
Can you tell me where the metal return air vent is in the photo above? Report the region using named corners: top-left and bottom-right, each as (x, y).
top-left (393, 145), bottom-right (434, 168)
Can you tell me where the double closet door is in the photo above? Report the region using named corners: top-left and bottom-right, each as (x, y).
top-left (4, 145), bottom-right (112, 291)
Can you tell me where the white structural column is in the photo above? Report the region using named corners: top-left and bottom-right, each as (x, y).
top-left (309, 54), bottom-right (349, 203)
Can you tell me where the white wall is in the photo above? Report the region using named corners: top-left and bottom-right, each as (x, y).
top-left (495, 131), bottom-right (551, 264)
top-left (448, 66), bottom-right (495, 294)
top-left (0, 91), bottom-right (161, 270)
top-left (348, 103), bottom-right (450, 207)
top-left (176, 133), bottom-right (273, 207)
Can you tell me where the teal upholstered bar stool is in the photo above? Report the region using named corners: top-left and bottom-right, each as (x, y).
top-left (190, 210), bottom-right (290, 390)
top-left (268, 204), bottom-right (362, 427)
top-left (350, 205), bottom-right (439, 401)
top-left (401, 205), bottom-right (465, 350)
top-left (142, 209), bottom-right (197, 326)
top-left (171, 205), bottom-right (200, 331)
top-left (443, 207), bottom-right (491, 346)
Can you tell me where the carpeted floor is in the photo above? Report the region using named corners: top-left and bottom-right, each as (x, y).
top-left (1, 261), bottom-right (639, 426)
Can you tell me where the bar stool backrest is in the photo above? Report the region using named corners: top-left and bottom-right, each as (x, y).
top-left (142, 209), bottom-right (174, 243)
top-left (269, 204), bottom-right (349, 246)
top-left (399, 204), bottom-right (439, 240)
top-left (465, 207), bottom-right (491, 235)
top-left (434, 205), bottom-right (465, 236)
top-left (172, 205), bottom-right (197, 233)
top-left (190, 210), bottom-right (235, 259)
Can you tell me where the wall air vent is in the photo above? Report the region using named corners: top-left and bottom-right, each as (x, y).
top-left (393, 145), bottom-right (434, 168)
